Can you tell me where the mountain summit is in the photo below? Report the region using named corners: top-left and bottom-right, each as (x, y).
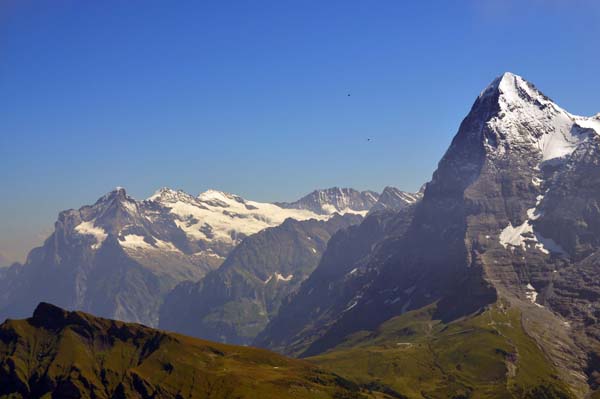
top-left (0, 186), bottom-right (395, 328)
top-left (257, 73), bottom-right (600, 396)
top-left (475, 72), bottom-right (599, 162)
top-left (0, 187), bottom-right (363, 326)
top-left (276, 187), bottom-right (379, 215)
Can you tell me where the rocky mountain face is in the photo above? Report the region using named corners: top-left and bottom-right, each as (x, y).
top-left (0, 187), bottom-right (361, 327)
top-left (369, 186), bottom-right (423, 213)
top-left (254, 206), bottom-right (418, 356)
top-left (257, 73), bottom-right (600, 396)
top-left (159, 213), bottom-right (362, 345)
top-left (0, 303), bottom-right (374, 399)
top-left (276, 187), bottom-right (379, 215)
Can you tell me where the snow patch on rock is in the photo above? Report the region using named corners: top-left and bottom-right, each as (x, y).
top-left (525, 283), bottom-right (543, 307)
top-left (499, 194), bottom-right (566, 255)
top-left (120, 234), bottom-right (180, 252)
top-left (264, 273), bottom-right (294, 284)
top-left (74, 221), bottom-right (108, 250)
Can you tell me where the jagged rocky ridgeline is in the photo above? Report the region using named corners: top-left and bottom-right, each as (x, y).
top-left (0, 186), bottom-right (419, 328)
top-left (276, 187), bottom-right (380, 214)
top-left (256, 73), bottom-right (600, 397)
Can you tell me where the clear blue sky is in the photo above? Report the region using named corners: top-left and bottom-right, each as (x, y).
top-left (1, 0), bottom-right (599, 263)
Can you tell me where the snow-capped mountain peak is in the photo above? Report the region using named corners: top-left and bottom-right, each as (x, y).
top-left (276, 187), bottom-right (379, 215)
top-left (147, 187), bottom-right (196, 203)
top-left (196, 189), bottom-right (249, 208)
top-left (481, 72), bottom-right (544, 102)
top-left (197, 189), bottom-right (236, 202)
top-left (64, 187), bottom-right (354, 258)
top-left (16, 185), bottom-right (370, 326)
top-left (475, 72), bottom-right (599, 162)
top-left (369, 186), bottom-right (423, 213)
top-left (94, 186), bottom-right (130, 204)
top-left (40, 185), bottom-right (408, 272)
top-left (48, 186), bottom-right (396, 267)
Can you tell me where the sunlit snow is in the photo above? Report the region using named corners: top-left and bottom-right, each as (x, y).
top-left (74, 220), bottom-right (108, 250)
top-left (482, 73), bottom-right (599, 162)
top-left (120, 234), bottom-right (179, 251)
top-left (499, 194), bottom-right (566, 255)
top-left (153, 189), bottom-right (333, 245)
top-left (525, 283), bottom-right (543, 307)
top-left (264, 273), bottom-right (294, 284)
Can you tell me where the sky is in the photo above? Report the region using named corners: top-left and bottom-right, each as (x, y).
top-left (1, 0), bottom-right (599, 263)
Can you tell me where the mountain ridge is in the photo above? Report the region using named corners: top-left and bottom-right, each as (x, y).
top-left (276, 187), bottom-right (379, 215)
top-left (0, 185), bottom-right (402, 328)
top-left (256, 72), bottom-right (600, 397)
top-left (0, 302), bottom-right (383, 399)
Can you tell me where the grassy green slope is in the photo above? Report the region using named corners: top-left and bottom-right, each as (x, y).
top-left (309, 303), bottom-right (574, 399)
top-left (0, 303), bottom-right (386, 399)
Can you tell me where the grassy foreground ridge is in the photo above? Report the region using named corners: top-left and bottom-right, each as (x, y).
top-left (0, 303), bottom-right (385, 399)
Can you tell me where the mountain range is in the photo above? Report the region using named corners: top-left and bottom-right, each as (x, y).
top-left (0, 186), bottom-right (416, 329)
top-left (2, 72), bottom-right (600, 397)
